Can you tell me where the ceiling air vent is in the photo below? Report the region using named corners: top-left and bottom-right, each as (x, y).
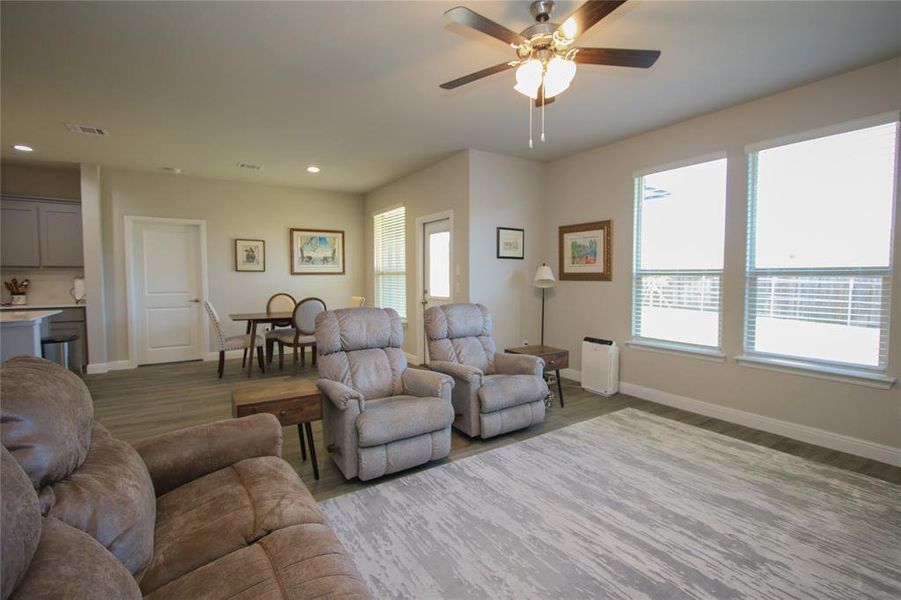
top-left (236, 162), bottom-right (263, 171)
top-left (65, 123), bottom-right (109, 136)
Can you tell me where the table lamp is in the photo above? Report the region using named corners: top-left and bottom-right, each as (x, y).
top-left (533, 263), bottom-right (556, 346)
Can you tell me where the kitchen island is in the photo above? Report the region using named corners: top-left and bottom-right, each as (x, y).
top-left (0, 310), bottom-right (60, 361)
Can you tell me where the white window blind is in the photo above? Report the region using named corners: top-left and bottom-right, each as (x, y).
top-left (744, 120), bottom-right (898, 371)
top-left (632, 158), bottom-right (728, 350)
top-left (374, 206), bottom-right (406, 319)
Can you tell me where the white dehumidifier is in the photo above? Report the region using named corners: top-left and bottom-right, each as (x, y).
top-left (581, 337), bottom-right (619, 396)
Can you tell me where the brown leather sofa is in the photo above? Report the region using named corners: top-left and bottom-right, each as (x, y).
top-left (0, 356), bottom-right (371, 600)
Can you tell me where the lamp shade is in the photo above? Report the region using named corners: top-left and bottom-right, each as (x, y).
top-left (543, 57), bottom-right (576, 98)
top-left (514, 59), bottom-right (542, 99)
top-left (533, 264), bottom-right (556, 288)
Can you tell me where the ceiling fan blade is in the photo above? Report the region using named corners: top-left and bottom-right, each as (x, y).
top-left (535, 86), bottom-right (556, 107)
top-left (439, 62), bottom-right (514, 90)
top-left (573, 47), bottom-right (661, 68)
top-left (445, 6), bottom-right (526, 46)
top-left (558, 1), bottom-right (626, 39)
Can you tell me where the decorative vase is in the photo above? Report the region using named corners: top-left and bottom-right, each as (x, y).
top-left (10, 294), bottom-right (27, 306)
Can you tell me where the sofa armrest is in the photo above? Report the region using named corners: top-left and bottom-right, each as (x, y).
top-left (495, 353), bottom-right (544, 377)
top-left (316, 379), bottom-right (365, 412)
top-left (133, 413), bottom-right (282, 497)
top-left (403, 368), bottom-right (454, 401)
top-left (428, 361), bottom-right (483, 386)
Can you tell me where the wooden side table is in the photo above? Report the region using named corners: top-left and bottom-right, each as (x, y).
top-left (504, 345), bottom-right (569, 407)
top-left (232, 379), bottom-right (323, 480)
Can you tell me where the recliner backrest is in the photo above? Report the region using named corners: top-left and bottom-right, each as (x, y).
top-left (424, 303), bottom-right (497, 374)
top-left (315, 307), bottom-right (407, 400)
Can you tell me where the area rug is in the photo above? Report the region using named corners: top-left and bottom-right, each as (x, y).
top-left (320, 408), bottom-right (901, 599)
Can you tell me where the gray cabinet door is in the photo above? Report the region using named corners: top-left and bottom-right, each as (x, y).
top-left (0, 200), bottom-right (41, 267)
top-left (39, 203), bottom-right (83, 267)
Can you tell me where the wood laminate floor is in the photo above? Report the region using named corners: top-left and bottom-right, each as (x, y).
top-left (85, 356), bottom-right (901, 501)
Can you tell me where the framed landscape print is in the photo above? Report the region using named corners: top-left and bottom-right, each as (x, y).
top-left (496, 227), bottom-right (525, 259)
top-left (235, 239), bottom-right (265, 272)
top-left (290, 228), bottom-right (345, 275)
top-left (559, 220), bottom-right (612, 281)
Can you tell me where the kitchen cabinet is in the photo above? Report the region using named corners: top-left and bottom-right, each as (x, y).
top-left (0, 197), bottom-right (83, 268)
top-left (1, 200), bottom-right (41, 267)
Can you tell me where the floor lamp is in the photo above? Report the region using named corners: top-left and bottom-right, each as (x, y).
top-left (533, 263), bottom-right (556, 346)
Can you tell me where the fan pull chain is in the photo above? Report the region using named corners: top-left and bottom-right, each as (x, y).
top-left (528, 95), bottom-right (533, 149)
top-left (541, 96), bottom-right (546, 143)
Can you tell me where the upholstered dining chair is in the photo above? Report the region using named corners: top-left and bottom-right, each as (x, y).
top-left (263, 292), bottom-right (296, 365)
top-left (272, 297), bottom-right (327, 370)
top-left (203, 300), bottom-right (265, 378)
top-left (349, 296), bottom-right (366, 307)
top-left (424, 303), bottom-right (549, 439)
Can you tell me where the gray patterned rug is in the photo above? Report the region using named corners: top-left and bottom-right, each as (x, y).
top-left (320, 408), bottom-right (901, 599)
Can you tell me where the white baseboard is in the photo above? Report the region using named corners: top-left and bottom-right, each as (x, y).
top-left (85, 360), bottom-right (132, 375)
top-left (620, 382), bottom-right (901, 467)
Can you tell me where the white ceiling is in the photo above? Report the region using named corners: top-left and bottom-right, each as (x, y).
top-left (2, 1), bottom-right (899, 193)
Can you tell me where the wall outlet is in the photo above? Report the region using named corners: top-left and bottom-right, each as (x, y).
top-left (522, 340), bottom-right (529, 346)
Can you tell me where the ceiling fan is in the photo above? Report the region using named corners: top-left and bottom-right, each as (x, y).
top-left (440, 0), bottom-right (660, 145)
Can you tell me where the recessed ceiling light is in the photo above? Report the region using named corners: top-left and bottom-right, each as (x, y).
top-left (13, 145), bottom-right (33, 152)
top-left (306, 166), bottom-right (320, 173)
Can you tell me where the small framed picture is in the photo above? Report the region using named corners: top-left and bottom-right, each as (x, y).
top-left (497, 227), bottom-right (525, 260)
top-left (559, 220), bottom-right (612, 281)
top-left (235, 239), bottom-right (265, 272)
top-left (291, 228), bottom-right (345, 275)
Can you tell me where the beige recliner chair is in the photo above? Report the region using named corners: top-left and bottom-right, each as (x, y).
top-left (315, 307), bottom-right (455, 481)
top-left (425, 303), bottom-right (549, 439)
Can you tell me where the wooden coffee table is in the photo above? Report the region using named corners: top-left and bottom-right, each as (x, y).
top-left (504, 345), bottom-right (569, 407)
top-left (232, 379), bottom-right (323, 480)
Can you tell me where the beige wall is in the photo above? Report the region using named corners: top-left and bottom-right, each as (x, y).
top-left (543, 58), bottom-right (901, 448)
top-left (364, 151), bottom-right (470, 358)
top-left (468, 150), bottom-right (546, 351)
top-left (1, 161), bottom-right (81, 200)
top-left (99, 168), bottom-right (364, 361)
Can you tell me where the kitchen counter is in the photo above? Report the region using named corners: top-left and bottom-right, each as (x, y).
top-left (0, 310), bottom-right (61, 361)
top-left (0, 303), bottom-right (85, 310)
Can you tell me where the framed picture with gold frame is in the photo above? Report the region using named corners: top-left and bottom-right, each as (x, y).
top-left (558, 220), bottom-right (612, 281)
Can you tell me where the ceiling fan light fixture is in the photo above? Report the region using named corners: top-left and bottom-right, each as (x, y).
top-left (514, 59), bottom-right (543, 99)
top-left (543, 56), bottom-right (577, 98)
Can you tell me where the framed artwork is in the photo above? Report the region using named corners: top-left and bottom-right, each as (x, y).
top-left (235, 239), bottom-right (265, 272)
top-left (496, 227), bottom-right (525, 259)
top-left (558, 220), bottom-right (612, 281)
top-left (290, 228), bottom-right (345, 275)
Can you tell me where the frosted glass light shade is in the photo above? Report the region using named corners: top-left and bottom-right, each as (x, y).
top-left (543, 57), bottom-right (576, 98)
top-left (533, 264), bottom-right (556, 288)
top-left (514, 59), bottom-right (542, 99)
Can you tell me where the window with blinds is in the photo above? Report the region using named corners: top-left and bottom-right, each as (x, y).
top-left (632, 157), bottom-right (728, 350)
top-left (744, 119), bottom-right (898, 371)
top-left (373, 206), bottom-right (406, 319)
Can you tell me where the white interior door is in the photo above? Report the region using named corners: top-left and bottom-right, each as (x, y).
top-left (422, 218), bottom-right (452, 360)
top-left (132, 221), bottom-right (204, 364)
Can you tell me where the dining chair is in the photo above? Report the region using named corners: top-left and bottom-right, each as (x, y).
top-left (203, 300), bottom-right (265, 378)
top-left (263, 292), bottom-right (296, 365)
top-left (349, 296), bottom-right (366, 307)
top-left (272, 297), bottom-right (327, 370)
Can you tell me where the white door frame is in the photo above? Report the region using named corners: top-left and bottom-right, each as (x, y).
top-left (414, 209), bottom-right (454, 365)
top-left (124, 216), bottom-right (210, 369)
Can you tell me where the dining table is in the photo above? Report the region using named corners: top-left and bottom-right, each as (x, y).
top-left (229, 311), bottom-right (293, 377)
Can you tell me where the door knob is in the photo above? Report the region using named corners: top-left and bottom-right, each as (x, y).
top-left (189, 298), bottom-right (200, 303)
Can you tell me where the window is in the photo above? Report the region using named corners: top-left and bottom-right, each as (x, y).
top-left (632, 157), bottom-right (728, 352)
top-left (373, 206), bottom-right (406, 318)
top-left (744, 120), bottom-right (898, 373)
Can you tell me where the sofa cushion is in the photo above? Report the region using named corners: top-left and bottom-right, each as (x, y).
top-left (478, 375), bottom-right (549, 413)
top-left (139, 456), bottom-right (324, 594)
top-left (355, 396), bottom-right (454, 448)
top-left (0, 357), bottom-right (94, 488)
top-left (38, 423), bottom-right (156, 576)
top-left (1, 447), bottom-right (41, 600)
top-left (143, 523), bottom-right (370, 600)
top-left (10, 517), bottom-right (141, 600)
